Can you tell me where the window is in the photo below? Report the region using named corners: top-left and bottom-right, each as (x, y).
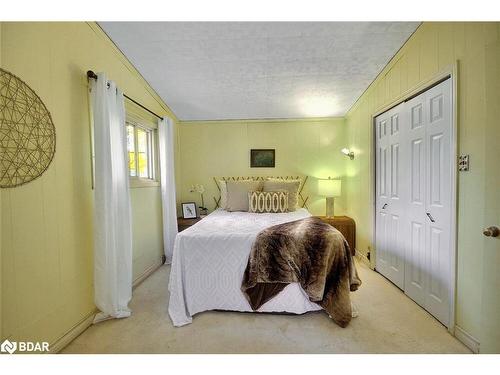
top-left (126, 120), bottom-right (158, 185)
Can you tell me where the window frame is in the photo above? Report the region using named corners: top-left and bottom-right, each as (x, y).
top-left (126, 114), bottom-right (160, 188)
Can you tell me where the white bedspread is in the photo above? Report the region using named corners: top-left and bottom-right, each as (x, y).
top-left (168, 208), bottom-right (321, 326)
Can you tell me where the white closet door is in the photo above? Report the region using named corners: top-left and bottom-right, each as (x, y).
top-left (376, 79), bottom-right (453, 327)
top-left (375, 103), bottom-right (406, 289)
top-left (404, 79), bottom-right (452, 326)
top-left (404, 93), bottom-right (428, 307)
top-left (423, 79), bottom-right (453, 326)
top-left (375, 112), bottom-right (390, 279)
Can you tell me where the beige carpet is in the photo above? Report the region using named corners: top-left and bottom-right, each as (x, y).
top-left (62, 262), bottom-right (470, 354)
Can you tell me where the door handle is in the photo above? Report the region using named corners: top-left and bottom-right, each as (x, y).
top-left (483, 226), bottom-right (500, 238)
top-left (426, 212), bottom-right (435, 223)
top-left (382, 204), bottom-right (388, 209)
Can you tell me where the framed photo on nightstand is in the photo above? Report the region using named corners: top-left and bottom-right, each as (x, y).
top-left (181, 202), bottom-right (197, 219)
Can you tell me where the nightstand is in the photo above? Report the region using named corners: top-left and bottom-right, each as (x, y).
top-left (177, 217), bottom-right (202, 232)
top-left (316, 216), bottom-right (356, 255)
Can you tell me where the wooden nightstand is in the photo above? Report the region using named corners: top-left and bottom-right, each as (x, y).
top-left (316, 216), bottom-right (356, 255)
top-left (177, 217), bottom-right (202, 232)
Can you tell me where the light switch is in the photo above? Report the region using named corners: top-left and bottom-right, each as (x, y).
top-left (458, 154), bottom-right (469, 171)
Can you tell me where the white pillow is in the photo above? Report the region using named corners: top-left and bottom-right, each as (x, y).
top-left (219, 180), bottom-right (228, 209)
top-left (225, 180), bottom-right (263, 212)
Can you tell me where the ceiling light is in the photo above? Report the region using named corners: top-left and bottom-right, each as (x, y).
top-left (299, 96), bottom-right (337, 117)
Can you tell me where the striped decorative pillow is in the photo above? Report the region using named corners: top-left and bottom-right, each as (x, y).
top-left (248, 191), bottom-right (288, 213)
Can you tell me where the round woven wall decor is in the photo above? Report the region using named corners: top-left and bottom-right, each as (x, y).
top-left (0, 68), bottom-right (56, 188)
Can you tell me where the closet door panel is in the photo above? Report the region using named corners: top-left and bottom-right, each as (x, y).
top-left (375, 103), bottom-right (406, 289)
top-left (388, 213), bottom-right (404, 279)
top-left (375, 114), bottom-right (391, 278)
top-left (408, 220), bottom-right (426, 305)
top-left (404, 94), bottom-right (428, 305)
top-left (424, 79), bottom-right (452, 326)
top-left (376, 211), bottom-right (389, 272)
top-left (387, 111), bottom-right (405, 287)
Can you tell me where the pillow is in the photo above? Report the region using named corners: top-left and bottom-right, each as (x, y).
top-left (263, 178), bottom-right (301, 211)
top-left (225, 180), bottom-right (263, 211)
top-left (219, 180), bottom-right (228, 209)
top-left (248, 191), bottom-right (289, 213)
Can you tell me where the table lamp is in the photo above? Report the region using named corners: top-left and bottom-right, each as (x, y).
top-left (318, 178), bottom-right (341, 218)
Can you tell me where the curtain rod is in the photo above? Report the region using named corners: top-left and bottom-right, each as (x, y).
top-left (86, 70), bottom-right (163, 120)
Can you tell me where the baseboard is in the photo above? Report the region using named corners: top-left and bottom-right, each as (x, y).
top-left (50, 309), bottom-right (97, 354)
top-left (50, 258), bottom-right (162, 353)
top-left (355, 251), bottom-right (371, 268)
top-left (454, 325), bottom-right (480, 353)
top-left (133, 257), bottom-right (163, 289)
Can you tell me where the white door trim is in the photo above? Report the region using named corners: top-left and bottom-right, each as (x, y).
top-left (371, 63), bottom-right (458, 332)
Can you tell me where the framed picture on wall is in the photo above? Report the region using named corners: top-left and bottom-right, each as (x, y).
top-left (181, 202), bottom-right (198, 219)
top-left (250, 149), bottom-right (275, 168)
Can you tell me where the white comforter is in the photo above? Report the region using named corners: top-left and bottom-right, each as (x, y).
top-left (168, 208), bottom-right (321, 326)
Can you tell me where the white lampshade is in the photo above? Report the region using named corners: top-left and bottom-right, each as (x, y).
top-left (318, 178), bottom-right (341, 197)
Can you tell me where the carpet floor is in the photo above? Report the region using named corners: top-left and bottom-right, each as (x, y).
top-left (62, 262), bottom-right (470, 354)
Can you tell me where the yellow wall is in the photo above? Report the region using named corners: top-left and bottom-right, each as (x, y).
top-left (130, 187), bottom-right (163, 280)
top-left (0, 22), bottom-right (179, 346)
top-left (3, 20), bottom-right (498, 351)
top-left (0, 21), bottom-right (3, 340)
top-left (179, 118), bottom-right (347, 216)
top-left (344, 22), bottom-right (500, 341)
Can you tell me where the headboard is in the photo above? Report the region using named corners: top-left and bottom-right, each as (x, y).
top-left (212, 176), bottom-right (309, 209)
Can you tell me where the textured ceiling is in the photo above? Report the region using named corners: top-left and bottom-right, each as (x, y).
top-left (100, 22), bottom-right (419, 121)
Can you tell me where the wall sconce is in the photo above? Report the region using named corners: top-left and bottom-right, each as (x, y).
top-left (341, 148), bottom-right (355, 160)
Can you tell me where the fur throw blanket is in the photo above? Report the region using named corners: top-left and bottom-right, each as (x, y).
top-left (241, 217), bottom-right (361, 327)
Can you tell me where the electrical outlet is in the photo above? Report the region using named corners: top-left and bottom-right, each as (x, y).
top-left (458, 154), bottom-right (469, 171)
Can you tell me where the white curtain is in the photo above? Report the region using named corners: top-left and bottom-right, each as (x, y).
top-left (90, 73), bottom-right (133, 324)
top-left (158, 117), bottom-right (178, 263)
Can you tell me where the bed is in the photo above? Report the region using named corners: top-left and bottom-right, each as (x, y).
top-left (168, 208), bottom-right (323, 326)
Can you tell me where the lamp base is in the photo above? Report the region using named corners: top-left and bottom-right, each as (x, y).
top-left (326, 197), bottom-right (335, 218)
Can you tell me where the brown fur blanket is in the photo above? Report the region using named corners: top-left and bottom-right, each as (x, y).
top-left (241, 217), bottom-right (361, 327)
